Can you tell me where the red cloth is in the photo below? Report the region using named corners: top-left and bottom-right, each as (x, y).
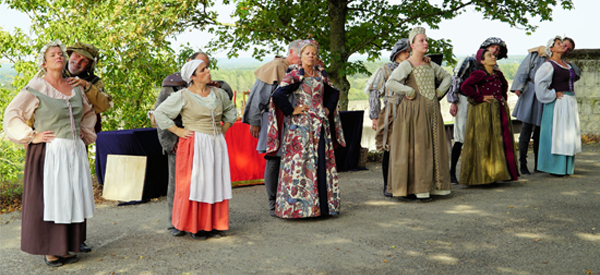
top-left (173, 133), bottom-right (229, 233)
top-left (224, 121), bottom-right (267, 185)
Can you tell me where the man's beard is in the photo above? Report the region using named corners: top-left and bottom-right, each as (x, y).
top-left (68, 61), bottom-right (85, 75)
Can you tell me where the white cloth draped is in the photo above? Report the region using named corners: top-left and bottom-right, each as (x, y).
top-left (453, 94), bottom-right (469, 143)
top-left (188, 132), bottom-right (233, 203)
top-left (43, 138), bottom-right (95, 224)
top-left (552, 95), bottom-right (581, 156)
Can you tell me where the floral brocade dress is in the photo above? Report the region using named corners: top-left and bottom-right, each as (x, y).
top-left (267, 65), bottom-right (346, 218)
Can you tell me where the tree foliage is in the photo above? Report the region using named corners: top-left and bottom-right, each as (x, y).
top-left (0, 0), bottom-right (215, 131)
top-left (192, 0), bottom-right (574, 110)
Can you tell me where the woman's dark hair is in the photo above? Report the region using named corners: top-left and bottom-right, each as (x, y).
top-left (476, 49), bottom-right (490, 72)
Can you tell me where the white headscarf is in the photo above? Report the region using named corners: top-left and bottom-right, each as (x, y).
top-left (546, 36), bottom-right (562, 57)
top-left (181, 59), bottom-right (205, 84)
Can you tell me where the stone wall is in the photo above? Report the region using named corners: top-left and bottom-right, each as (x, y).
top-left (571, 49), bottom-right (600, 135)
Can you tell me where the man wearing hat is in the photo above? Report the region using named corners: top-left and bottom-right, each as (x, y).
top-left (447, 37), bottom-right (508, 184)
top-left (65, 42), bottom-right (113, 133)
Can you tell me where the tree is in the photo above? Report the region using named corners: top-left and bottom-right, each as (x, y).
top-left (193, 0), bottom-right (574, 110)
top-left (0, 0), bottom-right (216, 131)
top-left (0, 0), bottom-right (215, 180)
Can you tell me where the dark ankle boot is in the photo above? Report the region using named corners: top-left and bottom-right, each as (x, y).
top-left (520, 164), bottom-right (530, 175)
top-left (383, 182), bottom-right (392, 197)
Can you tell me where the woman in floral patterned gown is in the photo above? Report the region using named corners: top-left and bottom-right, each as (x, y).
top-left (267, 40), bottom-right (346, 218)
top-left (384, 27), bottom-right (452, 201)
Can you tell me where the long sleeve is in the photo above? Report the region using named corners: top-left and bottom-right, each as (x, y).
top-left (242, 79), bottom-right (276, 126)
top-left (431, 62), bottom-right (452, 98)
top-left (272, 73), bottom-right (300, 116)
top-left (323, 82), bottom-right (340, 112)
top-left (510, 53), bottom-right (534, 93)
top-left (534, 62), bottom-right (556, 104)
top-left (365, 65), bottom-right (387, 119)
top-left (154, 91), bottom-right (185, 130)
top-left (385, 61), bottom-right (415, 98)
top-left (219, 88), bottom-right (238, 124)
top-left (460, 70), bottom-right (488, 103)
top-left (80, 87), bottom-right (97, 145)
top-left (84, 78), bottom-right (112, 114)
top-left (3, 89), bottom-right (39, 144)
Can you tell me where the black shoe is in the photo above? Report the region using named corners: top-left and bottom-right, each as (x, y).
top-left (550, 173), bottom-right (566, 177)
top-left (80, 243), bottom-right (92, 253)
top-left (170, 228), bottom-right (185, 236)
top-left (59, 254), bottom-right (79, 264)
top-left (269, 209), bottom-right (277, 217)
top-left (450, 174), bottom-right (459, 184)
top-left (210, 230), bottom-right (227, 238)
top-left (520, 165), bottom-right (531, 175)
top-left (383, 191), bottom-right (393, 197)
top-left (190, 231), bottom-right (207, 240)
top-left (44, 256), bottom-right (63, 267)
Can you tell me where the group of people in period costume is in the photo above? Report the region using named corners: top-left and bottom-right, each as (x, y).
top-left (3, 26), bottom-right (584, 267)
top-left (368, 26), bottom-right (582, 201)
top-left (4, 39), bottom-right (111, 266)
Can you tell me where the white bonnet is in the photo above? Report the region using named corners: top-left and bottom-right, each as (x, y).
top-left (181, 59), bottom-right (205, 84)
top-left (35, 39), bottom-right (69, 77)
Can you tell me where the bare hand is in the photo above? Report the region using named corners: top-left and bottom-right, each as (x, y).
top-left (249, 125), bottom-right (260, 139)
top-left (372, 118), bottom-right (378, 131)
top-left (449, 103), bottom-right (458, 117)
top-left (405, 95), bottom-right (416, 100)
top-left (483, 95), bottom-right (495, 103)
top-left (556, 92), bottom-right (564, 99)
top-left (31, 130), bottom-right (55, 144)
top-left (293, 104), bottom-right (310, 115)
top-left (324, 107), bottom-right (330, 117)
top-left (515, 90), bottom-right (522, 97)
top-left (207, 81), bottom-right (220, 88)
top-left (423, 56), bottom-right (431, 63)
top-left (174, 128), bottom-right (194, 139)
top-left (67, 77), bottom-right (91, 90)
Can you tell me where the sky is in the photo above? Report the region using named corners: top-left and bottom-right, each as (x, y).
top-left (1, 0), bottom-right (598, 61)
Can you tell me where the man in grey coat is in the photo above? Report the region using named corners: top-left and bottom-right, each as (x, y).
top-left (510, 37), bottom-right (580, 175)
top-left (242, 39), bottom-right (301, 216)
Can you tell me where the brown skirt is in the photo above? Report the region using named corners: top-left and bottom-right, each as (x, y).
top-left (21, 143), bottom-right (86, 255)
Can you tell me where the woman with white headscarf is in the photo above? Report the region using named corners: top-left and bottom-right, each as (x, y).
top-left (154, 59), bottom-right (237, 239)
top-left (535, 36), bottom-right (581, 176)
top-left (3, 39), bottom-right (97, 266)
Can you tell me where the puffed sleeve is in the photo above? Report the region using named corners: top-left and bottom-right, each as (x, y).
top-left (385, 61), bottom-right (415, 98)
top-left (154, 91), bottom-right (185, 130)
top-left (84, 78), bottom-right (112, 114)
top-left (272, 72), bottom-right (300, 116)
top-left (431, 62), bottom-right (452, 98)
top-left (2, 89), bottom-right (39, 144)
top-left (460, 70), bottom-right (488, 103)
top-left (219, 88), bottom-right (238, 124)
top-left (80, 87), bottom-right (97, 145)
top-left (365, 65), bottom-right (387, 119)
top-left (534, 62), bottom-right (556, 104)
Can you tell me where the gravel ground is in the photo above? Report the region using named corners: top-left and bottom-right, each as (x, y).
top-left (1, 144), bottom-right (599, 275)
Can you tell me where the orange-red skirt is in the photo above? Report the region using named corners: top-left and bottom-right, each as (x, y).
top-left (172, 134), bottom-right (229, 233)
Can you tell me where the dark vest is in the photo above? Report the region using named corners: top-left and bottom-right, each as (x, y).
top-left (549, 61), bottom-right (574, 92)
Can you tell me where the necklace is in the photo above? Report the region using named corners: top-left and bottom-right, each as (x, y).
top-left (305, 69), bottom-right (315, 77)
